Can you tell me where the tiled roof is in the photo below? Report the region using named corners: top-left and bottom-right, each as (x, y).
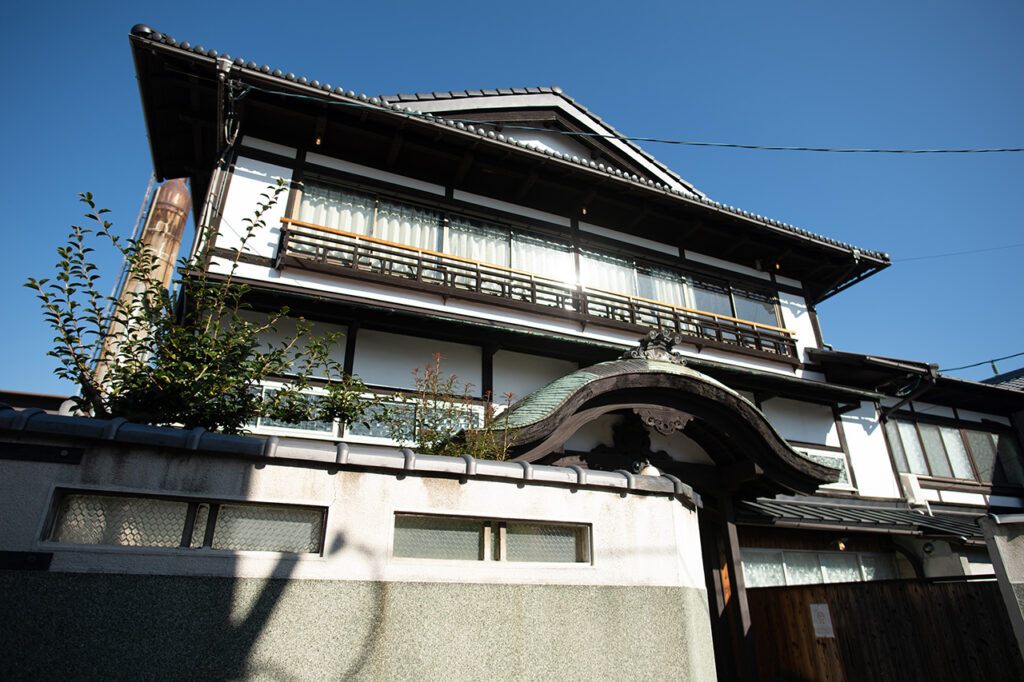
top-left (129, 24), bottom-right (890, 263)
top-left (379, 86), bottom-right (703, 197)
top-left (738, 497), bottom-right (984, 541)
top-left (982, 367), bottom-right (1024, 392)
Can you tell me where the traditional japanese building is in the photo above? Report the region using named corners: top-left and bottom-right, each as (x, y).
top-left (2, 24), bottom-right (1024, 681)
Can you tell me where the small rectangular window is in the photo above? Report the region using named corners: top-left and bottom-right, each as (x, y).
top-left (48, 491), bottom-right (324, 554)
top-left (393, 514), bottom-right (590, 563)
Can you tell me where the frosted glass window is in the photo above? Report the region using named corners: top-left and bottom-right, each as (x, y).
top-left (52, 494), bottom-right (187, 548)
top-left (447, 216), bottom-right (510, 267)
top-left (393, 515), bottom-right (482, 560)
top-left (966, 430), bottom-right (998, 483)
top-left (820, 553), bottom-right (861, 583)
top-left (939, 426), bottom-right (974, 480)
top-left (861, 554), bottom-right (898, 581)
top-left (511, 233), bottom-right (573, 282)
top-left (885, 421), bottom-right (910, 473)
top-left (783, 552), bottom-right (822, 585)
top-left (506, 523), bottom-right (585, 563)
top-left (741, 551), bottom-right (785, 587)
top-left (919, 424), bottom-right (952, 478)
top-left (212, 504), bottom-right (324, 553)
top-left (897, 422), bottom-right (930, 475)
top-left (579, 250), bottom-right (637, 297)
top-left (50, 492), bottom-right (324, 554)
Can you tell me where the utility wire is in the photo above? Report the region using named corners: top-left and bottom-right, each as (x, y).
top-left (941, 351), bottom-right (1024, 373)
top-left (895, 242), bottom-right (1024, 262)
top-left (244, 83), bottom-right (1024, 154)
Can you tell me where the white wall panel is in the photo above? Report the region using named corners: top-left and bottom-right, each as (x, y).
top-left (648, 429), bottom-right (714, 465)
top-left (493, 351), bottom-right (577, 403)
top-left (841, 402), bottom-right (900, 498)
top-left (240, 311), bottom-right (348, 378)
top-left (564, 414), bottom-right (619, 452)
top-left (353, 329), bottom-right (482, 395)
top-left (216, 157), bottom-right (293, 258)
top-left (777, 290), bottom-right (817, 360)
top-left (760, 398), bottom-right (839, 447)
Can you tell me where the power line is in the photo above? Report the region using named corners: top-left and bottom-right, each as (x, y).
top-left (941, 351), bottom-right (1024, 373)
top-left (247, 84), bottom-right (1024, 154)
top-left (895, 242), bottom-right (1024, 262)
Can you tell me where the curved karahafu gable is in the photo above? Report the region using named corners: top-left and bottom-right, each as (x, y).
top-left (483, 332), bottom-right (840, 497)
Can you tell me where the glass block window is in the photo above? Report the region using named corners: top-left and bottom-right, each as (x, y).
top-left (212, 504), bottom-right (324, 554)
top-left (505, 522), bottom-right (585, 563)
top-left (393, 515), bottom-right (483, 561)
top-left (393, 514), bottom-right (590, 564)
top-left (49, 491), bottom-right (325, 554)
top-left (52, 493), bottom-right (187, 548)
top-left (741, 549), bottom-right (900, 587)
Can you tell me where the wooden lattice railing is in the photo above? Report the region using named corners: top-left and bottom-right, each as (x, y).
top-left (277, 218), bottom-right (799, 360)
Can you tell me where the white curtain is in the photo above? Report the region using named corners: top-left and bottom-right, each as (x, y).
top-left (511, 233), bottom-right (573, 282)
top-left (298, 183), bottom-right (374, 236)
top-left (447, 216), bottom-right (510, 267)
top-left (638, 267), bottom-right (686, 306)
top-left (375, 200), bottom-right (441, 251)
top-left (579, 250), bottom-right (637, 296)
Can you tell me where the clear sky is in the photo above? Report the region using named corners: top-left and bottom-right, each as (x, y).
top-left (2, 1), bottom-right (1021, 395)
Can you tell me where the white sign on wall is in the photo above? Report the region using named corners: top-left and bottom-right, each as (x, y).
top-left (809, 603), bottom-right (835, 638)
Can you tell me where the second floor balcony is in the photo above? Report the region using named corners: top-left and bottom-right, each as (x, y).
top-left (275, 218), bottom-right (799, 363)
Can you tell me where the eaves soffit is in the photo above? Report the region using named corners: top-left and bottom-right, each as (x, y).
top-left (128, 24), bottom-right (890, 268)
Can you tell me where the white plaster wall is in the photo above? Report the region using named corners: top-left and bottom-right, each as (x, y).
top-left (352, 329), bottom-right (482, 395)
top-left (682, 251), bottom-right (771, 281)
top-left (492, 351), bottom-right (577, 402)
top-left (564, 414), bottom-right (620, 452)
top-left (939, 490), bottom-right (987, 506)
top-left (841, 402), bottom-right (900, 498)
top-left (910, 401), bottom-right (955, 419)
top-left (648, 430), bottom-right (714, 465)
top-left (760, 398), bottom-right (839, 447)
top-left (216, 157), bottom-right (293, 257)
top-left (239, 311), bottom-right (348, 377)
top-left (777, 290), bottom-right (818, 361)
top-left (2, 443), bottom-right (704, 590)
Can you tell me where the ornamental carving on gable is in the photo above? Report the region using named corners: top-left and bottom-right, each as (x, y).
top-left (620, 329), bottom-right (687, 365)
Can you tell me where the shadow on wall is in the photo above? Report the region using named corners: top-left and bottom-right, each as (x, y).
top-left (0, 530), bottom-right (393, 680)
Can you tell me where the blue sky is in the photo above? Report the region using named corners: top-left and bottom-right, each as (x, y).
top-left (2, 1), bottom-right (1021, 395)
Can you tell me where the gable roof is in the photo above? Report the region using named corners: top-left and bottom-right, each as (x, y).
top-left (380, 87), bottom-right (705, 197)
top-left (982, 367), bottom-right (1024, 392)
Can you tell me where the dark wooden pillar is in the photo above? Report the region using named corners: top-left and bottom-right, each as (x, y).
top-left (700, 494), bottom-right (758, 682)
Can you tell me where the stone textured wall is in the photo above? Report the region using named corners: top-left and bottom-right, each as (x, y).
top-left (1, 572), bottom-right (715, 680)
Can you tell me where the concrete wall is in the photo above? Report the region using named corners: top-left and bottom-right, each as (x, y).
top-left (981, 517), bottom-right (1024, 657)
top-left (0, 435), bottom-right (715, 680)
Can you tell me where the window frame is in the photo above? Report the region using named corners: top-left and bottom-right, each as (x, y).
top-left (391, 512), bottom-right (593, 565)
top-left (884, 411), bottom-right (1024, 489)
top-left (44, 489), bottom-right (328, 555)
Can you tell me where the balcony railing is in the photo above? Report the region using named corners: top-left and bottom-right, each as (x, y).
top-left (277, 218), bottom-right (799, 360)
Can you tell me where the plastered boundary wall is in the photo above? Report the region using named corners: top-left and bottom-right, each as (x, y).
top-left (0, 430), bottom-right (715, 680)
top-left (981, 516), bottom-right (1024, 658)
